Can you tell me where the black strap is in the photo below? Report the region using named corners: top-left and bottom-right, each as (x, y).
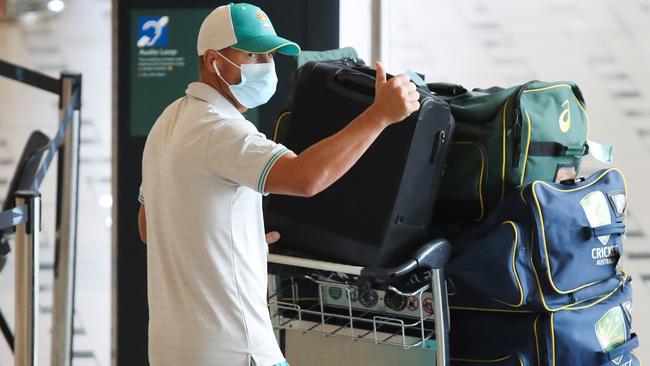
top-left (0, 59), bottom-right (59, 94)
top-left (528, 141), bottom-right (588, 157)
top-left (589, 223), bottom-right (626, 238)
top-left (0, 308), bottom-right (13, 352)
top-left (510, 81), bottom-right (537, 124)
top-left (510, 81), bottom-right (538, 168)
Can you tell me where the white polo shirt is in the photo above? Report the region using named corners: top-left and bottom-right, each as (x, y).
top-left (140, 82), bottom-right (290, 366)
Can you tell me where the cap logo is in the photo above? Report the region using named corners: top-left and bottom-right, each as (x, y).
top-left (256, 10), bottom-right (273, 29)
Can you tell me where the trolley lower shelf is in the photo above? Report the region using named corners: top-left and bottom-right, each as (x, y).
top-left (267, 239), bottom-right (451, 366)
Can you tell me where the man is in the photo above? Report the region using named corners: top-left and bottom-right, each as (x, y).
top-left (137, 3), bottom-right (419, 365)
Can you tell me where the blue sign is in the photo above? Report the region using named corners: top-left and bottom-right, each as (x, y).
top-left (136, 16), bottom-right (169, 48)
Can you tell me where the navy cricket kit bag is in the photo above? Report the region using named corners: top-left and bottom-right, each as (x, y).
top-left (450, 309), bottom-right (539, 365)
top-left (449, 282), bottom-right (641, 366)
top-left (447, 168), bottom-right (629, 311)
top-left (264, 60), bottom-right (454, 267)
top-left (536, 282), bottom-right (640, 366)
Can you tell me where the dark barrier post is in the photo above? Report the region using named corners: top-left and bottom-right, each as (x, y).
top-left (14, 190), bottom-right (41, 366)
top-left (51, 72), bottom-right (82, 366)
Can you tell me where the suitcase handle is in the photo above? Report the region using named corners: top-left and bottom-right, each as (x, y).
top-left (426, 82), bottom-right (468, 96)
top-left (329, 68), bottom-right (377, 103)
top-left (359, 238), bottom-right (451, 284)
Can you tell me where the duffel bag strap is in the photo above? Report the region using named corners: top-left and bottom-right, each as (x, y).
top-left (596, 333), bottom-right (639, 365)
top-left (585, 223), bottom-right (626, 238)
top-left (527, 141), bottom-right (588, 157)
top-left (527, 140), bottom-right (614, 163)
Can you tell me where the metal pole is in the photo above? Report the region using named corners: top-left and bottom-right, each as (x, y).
top-left (51, 72), bottom-right (81, 366)
top-left (370, 0), bottom-right (390, 65)
top-left (431, 268), bottom-right (450, 366)
top-left (14, 190), bottom-right (41, 366)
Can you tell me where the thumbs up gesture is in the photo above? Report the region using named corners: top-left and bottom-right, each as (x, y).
top-left (370, 61), bottom-right (420, 126)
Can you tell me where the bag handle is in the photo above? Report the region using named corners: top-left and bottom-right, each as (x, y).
top-left (327, 68), bottom-right (377, 103)
top-left (585, 223), bottom-right (626, 239)
top-left (426, 82), bottom-right (468, 96)
top-left (596, 333), bottom-right (639, 365)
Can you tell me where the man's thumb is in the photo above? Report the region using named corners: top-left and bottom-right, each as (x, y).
top-left (375, 61), bottom-right (387, 88)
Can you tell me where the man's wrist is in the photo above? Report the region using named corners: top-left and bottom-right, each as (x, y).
top-left (364, 104), bottom-right (391, 129)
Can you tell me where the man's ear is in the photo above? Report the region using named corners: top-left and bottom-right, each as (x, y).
top-left (202, 50), bottom-right (220, 74)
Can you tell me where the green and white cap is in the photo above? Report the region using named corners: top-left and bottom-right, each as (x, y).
top-left (197, 3), bottom-right (301, 56)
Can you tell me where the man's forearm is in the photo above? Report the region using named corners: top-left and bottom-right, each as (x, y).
top-left (265, 62), bottom-right (418, 197)
top-left (291, 107), bottom-right (389, 195)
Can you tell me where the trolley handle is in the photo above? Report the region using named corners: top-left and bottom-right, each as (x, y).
top-left (360, 238), bottom-right (450, 284)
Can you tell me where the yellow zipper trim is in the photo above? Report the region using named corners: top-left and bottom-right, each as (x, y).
top-left (492, 221), bottom-right (524, 308)
top-left (529, 252), bottom-right (577, 311)
top-left (531, 168), bottom-right (628, 294)
top-left (504, 83), bottom-right (588, 197)
top-left (525, 84), bottom-right (590, 145)
top-left (501, 98), bottom-right (509, 201)
top-left (533, 315), bottom-right (541, 366)
top-left (453, 141), bottom-right (486, 221)
top-left (273, 111), bottom-right (292, 142)
top-left (550, 313), bottom-right (556, 366)
top-left (520, 111), bottom-right (532, 186)
top-left (523, 84), bottom-right (572, 93)
top-left (561, 271), bottom-right (628, 311)
top-left (451, 355), bottom-right (512, 363)
top-left (529, 244), bottom-right (627, 311)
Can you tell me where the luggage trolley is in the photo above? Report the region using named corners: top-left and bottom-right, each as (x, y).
top-left (267, 239), bottom-right (451, 366)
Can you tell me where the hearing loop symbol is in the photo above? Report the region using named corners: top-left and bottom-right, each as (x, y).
top-left (137, 16), bottom-right (169, 48)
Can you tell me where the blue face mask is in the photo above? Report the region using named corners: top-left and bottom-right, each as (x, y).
top-left (213, 52), bottom-right (278, 109)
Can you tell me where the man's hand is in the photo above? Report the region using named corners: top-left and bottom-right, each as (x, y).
top-left (368, 61), bottom-right (420, 126)
top-left (263, 60), bottom-right (422, 198)
top-left (265, 231), bottom-right (281, 245)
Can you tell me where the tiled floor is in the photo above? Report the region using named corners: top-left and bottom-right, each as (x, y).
top-left (0, 0), bottom-right (647, 365)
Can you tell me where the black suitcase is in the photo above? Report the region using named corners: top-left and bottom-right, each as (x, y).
top-left (265, 60), bottom-right (454, 267)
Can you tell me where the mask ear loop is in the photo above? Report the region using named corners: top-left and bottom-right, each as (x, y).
top-left (212, 52), bottom-right (243, 86)
top-left (212, 59), bottom-right (232, 87)
top-left (217, 51), bottom-right (242, 69)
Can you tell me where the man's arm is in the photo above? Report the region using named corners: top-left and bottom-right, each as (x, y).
top-left (264, 61), bottom-right (419, 197)
top-left (138, 204), bottom-right (147, 244)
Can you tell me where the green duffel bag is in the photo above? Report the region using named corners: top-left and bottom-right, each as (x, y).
top-left (429, 81), bottom-right (613, 223)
